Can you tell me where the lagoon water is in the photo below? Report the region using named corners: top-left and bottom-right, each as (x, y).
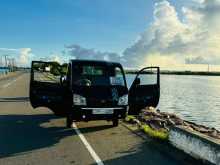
top-left (0, 68), bottom-right (8, 74)
top-left (126, 74), bottom-right (220, 130)
top-left (0, 68), bottom-right (7, 74)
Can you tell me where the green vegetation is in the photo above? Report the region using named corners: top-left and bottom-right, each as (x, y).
top-left (50, 62), bottom-right (68, 76)
top-left (141, 125), bottom-right (169, 141)
top-left (49, 62), bottom-right (61, 76)
top-left (33, 62), bottom-right (68, 76)
top-left (125, 70), bottom-right (154, 74)
top-left (125, 69), bottom-right (220, 76)
top-left (125, 115), bottom-right (169, 141)
top-left (125, 115), bottom-right (136, 122)
top-left (60, 63), bottom-right (68, 75)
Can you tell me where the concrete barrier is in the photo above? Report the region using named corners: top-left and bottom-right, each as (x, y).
top-left (169, 126), bottom-right (220, 165)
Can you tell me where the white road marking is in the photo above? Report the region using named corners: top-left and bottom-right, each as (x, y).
top-left (72, 123), bottom-right (104, 165)
top-left (2, 76), bottom-right (22, 88)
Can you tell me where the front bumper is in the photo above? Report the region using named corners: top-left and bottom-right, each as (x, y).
top-left (70, 106), bottom-right (128, 121)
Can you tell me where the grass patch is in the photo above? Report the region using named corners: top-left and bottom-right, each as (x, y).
top-left (125, 115), bottom-right (136, 122)
top-left (125, 115), bottom-right (169, 141)
top-left (141, 124), bottom-right (169, 141)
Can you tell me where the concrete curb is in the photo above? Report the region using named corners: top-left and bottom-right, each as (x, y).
top-left (169, 126), bottom-right (220, 165)
top-left (122, 121), bottom-right (206, 165)
top-left (124, 116), bottom-right (220, 164)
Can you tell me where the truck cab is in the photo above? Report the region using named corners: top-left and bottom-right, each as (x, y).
top-left (30, 60), bottom-right (160, 127)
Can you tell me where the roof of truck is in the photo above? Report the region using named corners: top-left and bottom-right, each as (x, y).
top-left (70, 59), bottom-right (122, 66)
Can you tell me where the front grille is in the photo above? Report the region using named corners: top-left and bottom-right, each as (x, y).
top-left (87, 98), bottom-right (117, 107)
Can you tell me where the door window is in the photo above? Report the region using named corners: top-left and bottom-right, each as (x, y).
top-left (110, 67), bottom-right (126, 86)
top-left (32, 62), bottom-right (61, 83)
top-left (138, 68), bottom-right (158, 85)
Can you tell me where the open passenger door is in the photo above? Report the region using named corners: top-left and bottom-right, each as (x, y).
top-left (29, 61), bottom-right (68, 116)
top-left (128, 67), bottom-right (160, 115)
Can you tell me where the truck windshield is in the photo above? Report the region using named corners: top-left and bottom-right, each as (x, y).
top-left (72, 64), bottom-right (126, 86)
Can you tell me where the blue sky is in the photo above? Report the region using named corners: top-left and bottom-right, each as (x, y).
top-left (0, 0), bottom-right (154, 54)
top-left (1, 0), bottom-right (220, 71)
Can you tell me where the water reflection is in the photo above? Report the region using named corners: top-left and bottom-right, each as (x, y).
top-left (126, 74), bottom-right (220, 130)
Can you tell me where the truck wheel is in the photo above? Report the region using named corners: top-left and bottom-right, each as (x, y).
top-left (66, 115), bottom-right (73, 128)
top-left (112, 118), bottom-right (119, 127)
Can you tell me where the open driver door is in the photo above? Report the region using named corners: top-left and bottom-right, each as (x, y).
top-left (29, 61), bottom-right (68, 116)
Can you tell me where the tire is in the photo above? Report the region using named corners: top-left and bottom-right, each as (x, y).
top-left (66, 115), bottom-right (73, 128)
top-left (112, 118), bottom-right (119, 127)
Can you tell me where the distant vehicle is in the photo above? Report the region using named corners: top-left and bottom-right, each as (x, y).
top-left (30, 60), bottom-right (160, 127)
top-left (45, 66), bottom-right (50, 72)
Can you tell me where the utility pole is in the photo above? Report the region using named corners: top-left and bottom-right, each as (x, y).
top-left (0, 55), bottom-right (2, 67)
top-left (4, 55), bottom-right (9, 67)
top-left (13, 58), bottom-right (16, 68)
top-left (11, 58), bottom-right (15, 71)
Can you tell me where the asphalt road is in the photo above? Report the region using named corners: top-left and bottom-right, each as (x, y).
top-left (0, 73), bottom-right (200, 165)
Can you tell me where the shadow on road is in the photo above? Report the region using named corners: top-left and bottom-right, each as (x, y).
top-left (0, 114), bottom-right (72, 158)
top-left (79, 124), bottom-right (113, 134)
top-left (0, 114), bottom-right (117, 159)
top-left (0, 97), bottom-right (29, 102)
top-left (0, 113), bottom-right (203, 164)
top-left (89, 125), bottom-right (204, 165)
top-left (91, 140), bottom-right (203, 165)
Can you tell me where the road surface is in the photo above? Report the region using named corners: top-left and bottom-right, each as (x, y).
top-left (0, 73), bottom-right (200, 165)
top-left (34, 71), bottom-right (59, 83)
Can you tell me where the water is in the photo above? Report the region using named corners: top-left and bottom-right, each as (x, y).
top-left (0, 68), bottom-right (9, 74)
top-left (126, 74), bottom-right (220, 130)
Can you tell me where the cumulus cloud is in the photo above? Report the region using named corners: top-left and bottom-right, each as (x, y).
top-left (0, 47), bottom-right (33, 66)
top-left (19, 48), bottom-right (32, 66)
top-left (61, 0), bottom-right (220, 69)
top-left (122, 0), bottom-right (220, 67)
top-left (47, 53), bottom-right (63, 63)
top-left (64, 44), bottom-right (122, 62)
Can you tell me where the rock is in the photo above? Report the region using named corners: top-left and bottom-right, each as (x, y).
top-left (172, 118), bottom-right (184, 125)
top-left (167, 119), bottom-right (175, 126)
top-left (198, 127), bottom-right (210, 133)
top-left (133, 119), bottom-right (141, 126)
top-left (137, 107), bottom-right (220, 140)
top-left (210, 130), bottom-right (218, 138)
top-left (148, 106), bottom-right (156, 111)
top-left (149, 123), bottom-right (161, 130)
top-left (184, 125), bottom-right (194, 132)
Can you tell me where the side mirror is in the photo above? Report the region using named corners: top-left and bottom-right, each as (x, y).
top-left (134, 77), bottom-right (140, 86)
top-left (60, 75), bottom-right (67, 86)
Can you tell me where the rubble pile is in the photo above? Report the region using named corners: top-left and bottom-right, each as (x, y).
top-left (137, 107), bottom-right (220, 140)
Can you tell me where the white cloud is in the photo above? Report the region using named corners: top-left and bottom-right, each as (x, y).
top-left (122, 0), bottom-right (220, 67)
top-left (48, 54), bottom-right (62, 63)
top-left (64, 44), bottom-right (122, 62)
top-left (19, 48), bottom-right (32, 66)
top-left (0, 47), bottom-right (33, 66)
top-left (0, 48), bottom-right (19, 52)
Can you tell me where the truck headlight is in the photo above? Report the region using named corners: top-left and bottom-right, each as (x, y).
top-left (73, 94), bottom-right (87, 105)
top-left (118, 94), bottom-right (128, 105)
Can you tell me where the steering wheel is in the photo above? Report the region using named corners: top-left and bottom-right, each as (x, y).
top-left (75, 79), bottom-right (92, 86)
